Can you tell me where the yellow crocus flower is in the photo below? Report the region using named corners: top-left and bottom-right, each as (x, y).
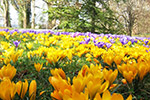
top-left (34, 63), bottom-right (43, 72)
top-left (72, 75), bottom-right (86, 93)
top-left (137, 61), bottom-right (149, 81)
top-left (29, 80), bottom-right (37, 100)
top-left (85, 53), bottom-right (92, 58)
top-left (94, 90), bottom-right (132, 100)
top-left (49, 76), bottom-right (72, 99)
top-left (50, 68), bottom-right (66, 79)
top-left (103, 68), bottom-right (118, 85)
top-left (0, 64), bottom-right (16, 80)
top-left (0, 78), bottom-right (17, 100)
top-left (63, 90), bottom-right (88, 100)
top-left (66, 52), bottom-right (72, 61)
top-left (26, 42), bottom-right (33, 50)
top-left (102, 51), bottom-right (114, 66)
top-left (114, 55), bottom-right (123, 65)
top-left (10, 52), bottom-right (20, 64)
top-left (51, 90), bottom-right (62, 100)
top-left (86, 72), bottom-right (109, 99)
top-left (117, 63), bottom-right (137, 83)
top-left (4, 57), bottom-right (11, 64)
top-left (1, 41), bottom-right (10, 49)
top-left (86, 57), bottom-right (92, 62)
top-left (23, 38), bottom-right (26, 42)
top-left (16, 79), bottom-right (28, 99)
top-left (6, 35), bottom-right (10, 40)
top-left (46, 56), bottom-right (60, 65)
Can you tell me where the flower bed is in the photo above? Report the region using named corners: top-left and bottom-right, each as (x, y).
top-left (0, 29), bottom-right (150, 100)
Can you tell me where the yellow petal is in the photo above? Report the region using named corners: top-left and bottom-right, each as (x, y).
top-left (126, 94), bottom-right (132, 100)
top-left (16, 81), bottom-right (22, 96)
top-left (111, 93), bottom-right (124, 100)
top-left (39, 91), bottom-right (45, 96)
top-left (99, 81), bottom-right (109, 94)
top-left (94, 93), bottom-right (102, 100)
top-left (29, 80), bottom-right (37, 100)
top-left (21, 79), bottom-right (28, 99)
top-left (51, 90), bottom-right (62, 100)
top-left (102, 90), bottom-right (111, 100)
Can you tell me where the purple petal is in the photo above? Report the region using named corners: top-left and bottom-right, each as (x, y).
top-left (106, 43), bottom-right (112, 48)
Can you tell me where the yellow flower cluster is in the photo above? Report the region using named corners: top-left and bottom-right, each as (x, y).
top-left (49, 64), bottom-right (132, 100)
top-left (0, 64), bottom-right (37, 100)
top-left (0, 29), bottom-right (150, 99)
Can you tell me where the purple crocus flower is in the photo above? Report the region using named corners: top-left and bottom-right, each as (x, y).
top-left (120, 37), bottom-right (128, 45)
top-left (146, 49), bottom-right (150, 53)
top-left (80, 38), bottom-right (91, 44)
top-left (109, 39), bottom-right (115, 43)
top-left (95, 42), bottom-right (105, 48)
top-left (13, 40), bottom-right (21, 48)
top-left (105, 43), bottom-right (112, 48)
top-left (91, 34), bottom-right (97, 39)
top-left (146, 50), bottom-right (149, 53)
top-left (143, 45), bottom-right (149, 48)
top-left (130, 39), bottom-right (135, 44)
top-left (80, 41), bottom-right (86, 44)
top-left (86, 32), bottom-right (91, 37)
top-left (93, 39), bottom-right (98, 43)
top-left (84, 38), bottom-right (90, 43)
top-left (1, 29), bottom-right (9, 32)
top-left (71, 33), bottom-right (76, 38)
top-left (144, 40), bottom-right (149, 45)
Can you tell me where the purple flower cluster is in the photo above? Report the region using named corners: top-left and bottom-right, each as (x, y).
top-left (1, 29), bottom-right (149, 49)
top-left (80, 38), bottom-right (91, 44)
top-left (13, 40), bottom-right (21, 48)
top-left (146, 49), bottom-right (150, 52)
top-left (9, 29), bottom-right (20, 35)
top-left (94, 42), bottom-right (105, 48)
top-left (119, 37), bottom-right (128, 45)
top-left (94, 42), bottom-right (112, 48)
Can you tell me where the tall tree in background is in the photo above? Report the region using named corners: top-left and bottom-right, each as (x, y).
top-left (109, 0), bottom-right (150, 36)
top-left (11, 0), bottom-right (31, 28)
top-left (43, 0), bottom-right (70, 29)
top-left (31, 0), bottom-right (35, 28)
top-left (79, 0), bottom-right (124, 34)
top-left (44, 0), bottom-right (124, 34)
top-left (0, 0), bottom-right (11, 27)
top-left (134, 1), bottom-right (150, 35)
top-left (43, 0), bottom-right (56, 29)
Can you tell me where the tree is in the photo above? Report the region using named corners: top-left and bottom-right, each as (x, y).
top-left (31, 0), bottom-right (35, 28)
top-left (109, 0), bottom-right (150, 36)
top-left (11, 0), bottom-right (31, 28)
top-left (79, 0), bottom-right (124, 34)
top-left (43, 0), bottom-right (70, 29)
top-left (44, 0), bottom-right (124, 34)
top-left (134, 1), bottom-right (150, 35)
top-left (0, 0), bottom-right (11, 27)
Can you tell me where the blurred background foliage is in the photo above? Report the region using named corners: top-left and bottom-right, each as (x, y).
top-left (0, 0), bottom-right (150, 36)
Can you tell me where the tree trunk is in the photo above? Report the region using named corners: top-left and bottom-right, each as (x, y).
top-left (23, 11), bottom-right (27, 28)
top-left (11, 0), bottom-right (31, 28)
top-left (91, 1), bottom-right (96, 33)
top-left (2, 0), bottom-right (11, 27)
top-left (128, 5), bottom-right (134, 36)
top-left (31, 0), bottom-right (35, 29)
top-left (26, 2), bottom-right (31, 28)
top-left (7, 5), bottom-right (11, 27)
top-left (4, 10), bottom-right (7, 27)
